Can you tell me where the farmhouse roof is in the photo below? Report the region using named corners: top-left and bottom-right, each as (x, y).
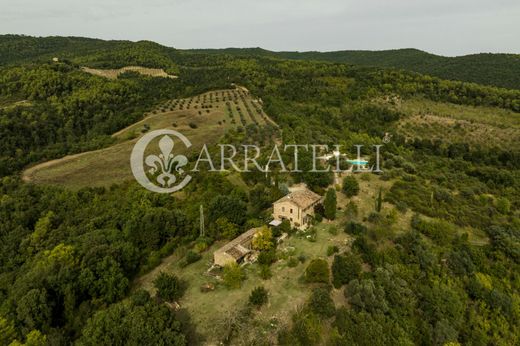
top-left (214, 227), bottom-right (261, 260)
top-left (273, 187), bottom-right (322, 209)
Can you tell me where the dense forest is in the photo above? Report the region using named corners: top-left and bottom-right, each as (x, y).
top-left (189, 47), bottom-right (520, 90)
top-left (2, 35), bottom-right (520, 90)
top-left (0, 35), bottom-right (519, 345)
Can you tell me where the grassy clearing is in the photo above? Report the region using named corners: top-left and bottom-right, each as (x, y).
top-left (397, 97), bottom-right (520, 150)
top-left (399, 97), bottom-right (520, 128)
top-left (81, 66), bottom-right (177, 79)
top-left (339, 173), bottom-right (412, 232)
top-left (136, 225), bottom-right (352, 344)
top-left (22, 88), bottom-right (272, 189)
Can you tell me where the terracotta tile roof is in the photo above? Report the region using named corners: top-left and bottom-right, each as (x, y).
top-left (225, 244), bottom-right (250, 259)
top-left (273, 187), bottom-right (322, 209)
top-left (214, 227), bottom-right (261, 260)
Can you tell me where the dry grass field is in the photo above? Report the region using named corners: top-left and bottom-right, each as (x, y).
top-left (81, 66), bottom-right (178, 79)
top-left (22, 88), bottom-right (275, 189)
top-left (396, 97), bottom-right (520, 150)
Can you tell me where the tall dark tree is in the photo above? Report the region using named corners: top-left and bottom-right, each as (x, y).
top-left (323, 188), bottom-right (337, 220)
top-left (375, 188), bottom-right (383, 213)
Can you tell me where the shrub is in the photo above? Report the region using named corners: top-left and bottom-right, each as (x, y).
top-left (249, 286), bottom-right (268, 307)
top-left (411, 215), bottom-right (456, 246)
top-left (352, 236), bottom-right (380, 266)
top-left (496, 197), bottom-right (511, 214)
top-left (307, 287), bottom-right (335, 317)
top-left (328, 226), bottom-right (338, 235)
top-left (332, 254), bottom-right (362, 288)
top-left (279, 219), bottom-right (291, 234)
top-left (344, 202), bottom-right (358, 218)
top-left (284, 311), bottom-right (322, 345)
top-left (188, 122), bottom-right (198, 129)
top-left (252, 226), bottom-right (273, 251)
top-left (194, 240), bottom-right (209, 253)
top-left (342, 176), bottom-right (360, 197)
top-left (345, 279), bottom-right (388, 314)
top-left (368, 212), bottom-right (382, 224)
top-left (327, 245), bottom-right (339, 256)
top-left (258, 249), bottom-right (277, 265)
top-left (395, 201), bottom-right (408, 213)
top-left (360, 173), bottom-right (371, 181)
top-left (153, 272), bottom-right (185, 302)
top-left (385, 208), bottom-right (398, 225)
top-left (131, 289), bottom-right (151, 306)
top-left (288, 257), bottom-right (299, 267)
top-left (223, 263), bottom-right (246, 289)
top-left (304, 258), bottom-right (330, 283)
top-left (259, 265), bottom-right (272, 280)
top-left (182, 250), bottom-right (201, 267)
top-left (344, 221), bottom-right (367, 235)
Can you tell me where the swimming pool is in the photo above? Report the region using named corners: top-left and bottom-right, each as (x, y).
top-left (347, 159), bottom-right (369, 165)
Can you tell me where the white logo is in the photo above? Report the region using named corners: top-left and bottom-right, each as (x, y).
top-left (382, 132), bottom-right (392, 144)
top-left (130, 129), bottom-right (192, 193)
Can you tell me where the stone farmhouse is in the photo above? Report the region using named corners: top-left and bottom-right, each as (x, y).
top-left (272, 185), bottom-right (322, 229)
top-left (213, 227), bottom-right (262, 267)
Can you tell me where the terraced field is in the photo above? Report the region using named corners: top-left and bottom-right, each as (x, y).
top-left (23, 88), bottom-right (275, 189)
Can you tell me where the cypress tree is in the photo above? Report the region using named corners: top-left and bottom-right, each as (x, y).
top-left (375, 188), bottom-right (383, 213)
top-left (324, 188), bottom-right (337, 220)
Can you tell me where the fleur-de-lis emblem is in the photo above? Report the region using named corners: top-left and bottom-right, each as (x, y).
top-left (383, 132), bottom-right (392, 144)
top-left (144, 135), bottom-right (188, 187)
top-left (131, 129), bottom-right (192, 193)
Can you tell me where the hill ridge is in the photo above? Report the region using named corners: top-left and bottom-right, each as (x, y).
top-left (1, 34), bottom-right (519, 89)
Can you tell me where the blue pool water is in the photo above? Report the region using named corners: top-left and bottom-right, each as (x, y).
top-left (347, 160), bottom-right (369, 165)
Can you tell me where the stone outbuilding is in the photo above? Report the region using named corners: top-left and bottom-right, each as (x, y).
top-left (213, 227), bottom-right (262, 267)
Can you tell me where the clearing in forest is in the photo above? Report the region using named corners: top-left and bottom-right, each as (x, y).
top-left (396, 98), bottom-right (520, 151)
top-left (22, 88), bottom-right (276, 189)
top-left (81, 66), bottom-right (178, 79)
